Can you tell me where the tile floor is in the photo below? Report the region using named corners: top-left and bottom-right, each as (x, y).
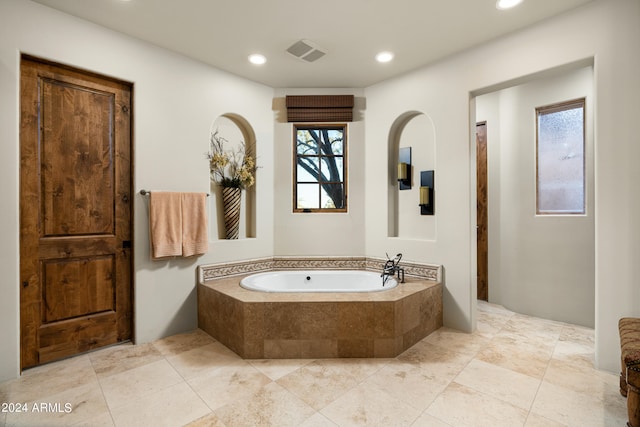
top-left (0, 301), bottom-right (628, 427)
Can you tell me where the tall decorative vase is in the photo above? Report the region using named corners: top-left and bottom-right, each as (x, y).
top-left (222, 187), bottom-right (241, 239)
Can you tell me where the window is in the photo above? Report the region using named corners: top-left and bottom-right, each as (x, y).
top-left (536, 98), bottom-right (586, 215)
top-left (294, 124), bottom-right (347, 212)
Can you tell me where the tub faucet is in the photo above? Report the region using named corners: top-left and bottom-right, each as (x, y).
top-left (381, 253), bottom-right (405, 285)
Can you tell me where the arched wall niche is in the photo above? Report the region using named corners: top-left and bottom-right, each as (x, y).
top-left (387, 111), bottom-right (436, 239)
top-left (210, 113), bottom-right (257, 239)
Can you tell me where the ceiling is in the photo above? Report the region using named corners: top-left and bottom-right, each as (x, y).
top-left (31, 0), bottom-right (594, 88)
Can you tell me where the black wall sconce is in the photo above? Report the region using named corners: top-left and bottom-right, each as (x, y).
top-left (398, 147), bottom-right (411, 190)
top-left (419, 170), bottom-right (434, 215)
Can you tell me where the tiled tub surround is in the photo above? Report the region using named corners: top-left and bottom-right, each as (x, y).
top-left (197, 257), bottom-right (443, 359)
top-left (198, 256), bottom-right (442, 282)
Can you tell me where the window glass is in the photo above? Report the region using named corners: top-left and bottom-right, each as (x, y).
top-left (536, 99), bottom-right (585, 214)
top-left (294, 125), bottom-right (347, 212)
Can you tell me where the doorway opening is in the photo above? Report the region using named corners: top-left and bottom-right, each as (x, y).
top-left (471, 61), bottom-right (595, 328)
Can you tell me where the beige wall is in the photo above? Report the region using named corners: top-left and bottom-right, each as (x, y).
top-left (393, 114), bottom-right (437, 241)
top-left (0, 0), bottom-right (275, 381)
top-left (364, 0), bottom-right (640, 372)
top-left (273, 88), bottom-right (366, 257)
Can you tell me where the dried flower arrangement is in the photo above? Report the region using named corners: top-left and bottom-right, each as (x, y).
top-left (207, 130), bottom-right (257, 189)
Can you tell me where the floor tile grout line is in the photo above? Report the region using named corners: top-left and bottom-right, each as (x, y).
top-left (452, 313), bottom-right (534, 426)
top-left (312, 411), bottom-right (339, 426)
top-left (413, 375), bottom-right (457, 426)
top-left (412, 310), bottom-right (509, 426)
top-left (90, 359), bottom-right (118, 427)
top-left (161, 338), bottom-right (317, 425)
top-left (521, 320), bottom-right (566, 426)
top-left (415, 314), bottom-right (500, 427)
top-left (158, 339), bottom-right (234, 426)
top-left (475, 304), bottom-right (540, 425)
top-left (97, 340), bottom-right (213, 425)
top-left (101, 361), bottom-right (186, 414)
top-left (180, 365), bottom-right (217, 424)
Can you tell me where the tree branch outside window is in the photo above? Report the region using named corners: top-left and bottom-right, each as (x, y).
top-left (294, 124), bottom-right (347, 212)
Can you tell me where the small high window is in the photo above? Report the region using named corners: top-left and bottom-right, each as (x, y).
top-left (536, 98), bottom-right (586, 215)
top-left (294, 124), bottom-right (347, 212)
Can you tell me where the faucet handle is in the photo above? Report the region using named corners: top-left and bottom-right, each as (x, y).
top-left (393, 253), bottom-right (403, 266)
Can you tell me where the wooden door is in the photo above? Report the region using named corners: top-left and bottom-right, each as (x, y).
top-left (20, 56), bottom-right (133, 369)
top-left (476, 122), bottom-right (488, 301)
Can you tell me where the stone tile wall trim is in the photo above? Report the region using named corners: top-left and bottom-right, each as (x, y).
top-left (198, 256), bottom-right (441, 283)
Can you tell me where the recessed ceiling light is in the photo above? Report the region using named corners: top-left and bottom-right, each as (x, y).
top-left (496, 0), bottom-right (523, 10)
top-left (375, 51), bottom-right (394, 63)
top-left (248, 54), bottom-right (266, 65)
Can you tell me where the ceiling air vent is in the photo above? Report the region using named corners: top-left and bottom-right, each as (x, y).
top-left (286, 39), bottom-right (326, 63)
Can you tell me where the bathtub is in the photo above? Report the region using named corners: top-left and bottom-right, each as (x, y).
top-left (199, 268), bottom-right (443, 358)
top-left (240, 270), bottom-right (398, 292)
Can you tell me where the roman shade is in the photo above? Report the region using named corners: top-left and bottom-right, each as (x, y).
top-left (286, 95), bottom-right (354, 122)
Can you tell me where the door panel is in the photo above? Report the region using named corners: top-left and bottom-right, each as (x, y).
top-left (20, 56), bottom-right (132, 369)
top-left (38, 313), bottom-right (117, 364)
top-left (43, 256), bottom-right (115, 322)
top-left (41, 78), bottom-right (115, 236)
top-left (476, 122), bottom-right (488, 301)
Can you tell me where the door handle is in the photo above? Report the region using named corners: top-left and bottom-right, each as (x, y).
top-left (122, 240), bottom-right (132, 249)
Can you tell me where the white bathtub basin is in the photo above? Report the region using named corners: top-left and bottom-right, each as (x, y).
top-left (240, 270), bottom-right (398, 293)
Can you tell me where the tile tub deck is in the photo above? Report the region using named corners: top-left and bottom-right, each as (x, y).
top-left (198, 275), bottom-right (442, 359)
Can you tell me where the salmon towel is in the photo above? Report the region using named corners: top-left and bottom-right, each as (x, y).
top-left (149, 192), bottom-right (208, 259)
top-left (181, 192), bottom-right (209, 257)
top-left (150, 192), bottom-right (182, 259)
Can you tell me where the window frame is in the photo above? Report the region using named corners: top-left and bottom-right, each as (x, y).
top-left (293, 123), bottom-right (348, 213)
top-left (535, 98), bottom-right (586, 215)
